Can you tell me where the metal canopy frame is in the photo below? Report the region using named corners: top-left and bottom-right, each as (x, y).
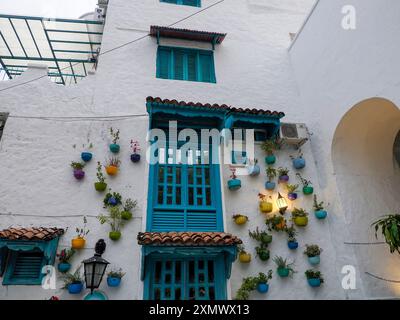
top-left (0, 14), bottom-right (104, 85)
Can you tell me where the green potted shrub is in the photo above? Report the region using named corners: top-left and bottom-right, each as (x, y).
top-left (232, 214), bottom-right (249, 225)
top-left (103, 190), bottom-right (122, 207)
top-left (228, 167), bottom-right (241, 190)
top-left (372, 214), bottom-right (400, 253)
top-left (255, 271), bottom-right (273, 294)
top-left (286, 184), bottom-right (299, 201)
top-left (273, 256), bottom-right (296, 278)
top-left (261, 139), bottom-right (278, 165)
top-left (121, 198), bottom-right (137, 220)
top-left (94, 161), bottom-right (107, 192)
top-left (109, 127), bottom-right (120, 153)
top-left (235, 271), bottom-right (273, 300)
top-left (63, 266), bottom-right (84, 294)
top-left (296, 173), bottom-right (314, 195)
top-left (249, 227), bottom-right (273, 246)
top-left (265, 166), bottom-right (277, 190)
top-left (292, 208), bottom-right (309, 227)
top-left (305, 269), bottom-right (324, 287)
top-left (304, 244), bottom-right (322, 265)
top-left (98, 206), bottom-right (126, 241)
top-left (107, 267), bottom-right (125, 287)
top-left (265, 215), bottom-right (286, 232)
top-left (286, 224), bottom-right (299, 250)
top-left (57, 248), bottom-right (75, 273)
top-left (313, 195), bottom-right (328, 219)
top-left (258, 193), bottom-right (273, 213)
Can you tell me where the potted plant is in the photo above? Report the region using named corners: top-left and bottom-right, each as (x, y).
top-left (94, 161), bottom-right (107, 192)
top-left (261, 139), bottom-right (278, 165)
top-left (286, 224), bottom-right (299, 249)
top-left (105, 157), bottom-right (121, 176)
top-left (265, 166), bottom-right (277, 190)
top-left (247, 158), bottom-right (260, 176)
top-left (277, 167), bottom-right (290, 183)
top-left (296, 173), bottom-right (314, 195)
top-left (81, 141), bottom-right (94, 162)
top-left (258, 193), bottom-right (273, 213)
top-left (130, 140), bottom-right (141, 163)
top-left (103, 190), bottom-right (122, 207)
top-left (227, 167), bottom-right (241, 190)
top-left (290, 150), bottom-right (305, 169)
top-left (232, 214), bottom-right (249, 225)
top-left (249, 227), bottom-right (273, 246)
top-left (71, 216), bottom-right (89, 249)
top-left (255, 271), bottom-right (273, 293)
top-left (238, 245), bottom-right (252, 263)
top-left (121, 198), bottom-right (137, 220)
top-left (304, 244), bottom-right (322, 265)
top-left (57, 248), bottom-right (75, 273)
top-left (265, 215), bottom-right (286, 232)
top-left (63, 266), bottom-right (84, 294)
top-left (273, 256), bottom-right (296, 278)
top-left (255, 246), bottom-right (270, 261)
top-left (313, 195), bottom-right (328, 219)
top-left (70, 161), bottom-right (85, 180)
top-left (109, 127), bottom-right (120, 153)
top-left (107, 267), bottom-right (125, 287)
top-left (292, 208), bottom-right (309, 227)
top-left (98, 206), bottom-right (126, 241)
top-left (305, 269), bottom-right (324, 287)
top-left (286, 184), bottom-right (299, 201)
top-left (372, 214), bottom-right (400, 253)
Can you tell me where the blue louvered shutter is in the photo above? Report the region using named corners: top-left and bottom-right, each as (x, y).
top-left (182, 0), bottom-right (201, 7)
top-left (4, 251), bottom-right (45, 285)
top-left (187, 51), bottom-right (197, 81)
top-left (157, 48), bottom-right (171, 79)
top-left (174, 50), bottom-right (185, 80)
top-left (199, 53), bottom-right (215, 83)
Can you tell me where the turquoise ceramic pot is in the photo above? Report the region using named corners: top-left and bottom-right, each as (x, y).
top-left (81, 152), bottom-right (93, 162)
top-left (228, 179), bottom-right (241, 191)
top-left (293, 157), bottom-right (306, 169)
top-left (315, 210), bottom-right (327, 219)
top-left (107, 277), bottom-right (121, 287)
top-left (109, 143), bottom-right (120, 153)
top-left (265, 155), bottom-right (276, 165)
top-left (265, 181), bottom-right (276, 190)
top-left (308, 278), bottom-right (321, 287)
top-left (308, 256), bottom-right (320, 266)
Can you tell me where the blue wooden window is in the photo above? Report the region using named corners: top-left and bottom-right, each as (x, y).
top-left (160, 0), bottom-right (201, 7)
top-left (147, 142), bottom-right (223, 232)
top-left (3, 251), bottom-right (46, 285)
top-left (156, 46), bottom-right (216, 83)
top-left (145, 255), bottom-right (226, 300)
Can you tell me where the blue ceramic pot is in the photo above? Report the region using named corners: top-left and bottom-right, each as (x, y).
top-left (247, 165), bottom-right (260, 176)
top-left (265, 155), bottom-right (276, 165)
top-left (293, 157), bottom-right (306, 169)
top-left (130, 153), bottom-right (141, 163)
top-left (257, 283), bottom-right (269, 294)
top-left (108, 197), bottom-right (118, 206)
top-left (308, 256), bottom-right (320, 266)
top-left (288, 241), bottom-right (299, 250)
top-left (288, 192), bottom-right (298, 200)
top-left (81, 152), bottom-right (93, 162)
top-left (265, 181), bottom-right (276, 190)
top-left (107, 276), bottom-right (121, 287)
top-left (315, 210), bottom-right (328, 219)
top-left (109, 143), bottom-right (120, 154)
top-left (279, 175), bottom-right (289, 183)
top-left (228, 179), bottom-right (241, 191)
top-left (68, 282), bottom-right (83, 294)
top-left (57, 262), bottom-right (71, 273)
top-left (308, 278), bottom-right (321, 287)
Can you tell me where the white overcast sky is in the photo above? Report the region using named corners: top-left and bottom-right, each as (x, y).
top-left (0, 0), bottom-right (98, 19)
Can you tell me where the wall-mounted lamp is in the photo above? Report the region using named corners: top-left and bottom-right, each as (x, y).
top-left (276, 193), bottom-right (288, 215)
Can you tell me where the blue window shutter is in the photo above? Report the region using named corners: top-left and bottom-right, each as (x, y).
top-left (174, 49), bottom-right (185, 80)
top-left (199, 53), bottom-right (215, 83)
top-left (160, 0), bottom-right (201, 7)
top-left (3, 251), bottom-right (45, 285)
top-left (187, 51), bottom-right (197, 81)
top-left (157, 48), bottom-right (171, 79)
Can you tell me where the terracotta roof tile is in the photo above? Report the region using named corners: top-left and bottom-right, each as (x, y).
top-left (137, 232), bottom-right (242, 246)
top-left (150, 25), bottom-right (226, 44)
top-left (146, 96), bottom-right (285, 118)
top-left (0, 227), bottom-right (64, 241)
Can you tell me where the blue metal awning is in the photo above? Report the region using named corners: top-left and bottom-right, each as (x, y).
top-left (0, 14), bottom-right (104, 85)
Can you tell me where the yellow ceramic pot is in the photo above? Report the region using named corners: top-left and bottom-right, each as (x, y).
top-left (71, 237), bottom-right (86, 249)
top-left (294, 216), bottom-right (309, 227)
top-left (106, 165), bottom-right (118, 176)
top-left (234, 215), bottom-right (248, 225)
top-left (239, 252), bottom-right (252, 263)
top-left (259, 201), bottom-right (273, 213)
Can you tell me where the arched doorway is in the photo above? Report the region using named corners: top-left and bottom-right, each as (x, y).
top-left (332, 97), bottom-right (400, 298)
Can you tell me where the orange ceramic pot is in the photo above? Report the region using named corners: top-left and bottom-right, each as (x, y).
top-left (106, 165), bottom-right (118, 176)
top-left (71, 237), bottom-right (86, 249)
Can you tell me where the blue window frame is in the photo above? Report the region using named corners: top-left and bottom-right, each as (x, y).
top-left (156, 46), bottom-right (216, 83)
top-left (160, 0), bottom-right (201, 7)
top-left (147, 141), bottom-right (223, 232)
top-left (144, 254), bottom-right (226, 300)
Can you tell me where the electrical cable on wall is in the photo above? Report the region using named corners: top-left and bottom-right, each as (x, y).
top-left (365, 272), bottom-right (400, 284)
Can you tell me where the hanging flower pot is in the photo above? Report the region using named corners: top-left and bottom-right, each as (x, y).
top-left (278, 167), bottom-right (290, 183)
top-left (103, 192), bottom-right (122, 207)
top-left (130, 140), bottom-right (141, 163)
top-left (130, 153), bottom-right (141, 163)
top-left (121, 211), bottom-right (132, 220)
top-left (265, 167), bottom-right (277, 191)
top-left (315, 210), bottom-right (327, 219)
top-left (71, 237), bottom-right (86, 250)
top-left (292, 208), bottom-right (309, 227)
top-left (71, 162), bottom-right (85, 180)
top-left (304, 245), bottom-right (322, 266)
top-left (109, 127), bottom-right (120, 153)
top-left (259, 201), bottom-right (273, 213)
top-left (266, 215), bottom-right (287, 232)
top-left (257, 283), bottom-right (269, 293)
top-left (256, 246), bottom-right (270, 261)
top-left (287, 241), bottom-right (299, 250)
top-left (313, 195), bottom-right (327, 219)
top-left (292, 157), bottom-right (305, 170)
top-left (232, 214), bottom-right (249, 225)
top-left (95, 182), bottom-right (107, 192)
top-left (303, 186), bottom-right (314, 195)
top-left (228, 179), bottom-right (241, 190)
top-left (308, 256), bottom-right (320, 266)
top-left (81, 152), bottom-right (93, 162)
top-left (57, 262), bottom-right (71, 273)
top-left (288, 193), bottom-right (297, 201)
top-left (297, 173), bottom-right (313, 195)
top-left (106, 165), bottom-right (118, 176)
top-left (107, 276), bottom-right (122, 287)
top-left (305, 269), bottom-right (324, 288)
top-left (247, 164), bottom-right (260, 176)
top-left (265, 181), bottom-right (276, 190)
top-left (277, 267), bottom-right (290, 278)
top-left (255, 270), bottom-right (272, 293)
top-left (109, 231), bottom-right (122, 241)
top-left (239, 250), bottom-right (251, 263)
top-left (68, 282), bottom-right (83, 294)
top-left (120, 199), bottom-right (136, 220)
top-left (308, 278), bottom-right (322, 287)
top-left (109, 144), bottom-right (120, 154)
top-left (265, 155), bottom-right (276, 165)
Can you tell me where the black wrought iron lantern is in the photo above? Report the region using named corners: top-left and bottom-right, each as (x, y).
top-left (83, 239), bottom-right (109, 293)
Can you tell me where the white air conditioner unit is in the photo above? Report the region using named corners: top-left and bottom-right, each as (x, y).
top-left (279, 123), bottom-right (308, 148)
top-left (94, 7), bottom-right (105, 21)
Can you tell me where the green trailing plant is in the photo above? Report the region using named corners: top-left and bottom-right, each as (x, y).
top-left (96, 161), bottom-right (106, 183)
top-left (70, 161), bottom-right (85, 170)
top-left (305, 269), bottom-right (324, 282)
top-left (248, 227), bottom-right (272, 245)
top-left (304, 244), bottom-right (322, 257)
top-left (273, 256), bottom-right (296, 277)
top-left (107, 267), bottom-right (126, 279)
top-left (103, 191), bottom-right (122, 208)
top-left (286, 224), bottom-right (298, 242)
top-left (98, 206), bottom-right (126, 233)
top-left (313, 195), bottom-right (325, 211)
top-left (286, 184), bottom-right (299, 193)
top-left (265, 215), bottom-right (286, 232)
top-left (123, 198), bottom-right (137, 212)
top-left (372, 214), bottom-right (400, 254)
top-left (76, 216), bottom-right (89, 238)
top-left (265, 166), bottom-right (277, 181)
top-left (261, 139), bottom-right (278, 155)
top-left (235, 271), bottom-right (273, 300)
top-left (255, 245), bottom-right (270, 261)
top-left (277, 167), bottom-right (289, 176)
top-left (296, 173), bottom-right (312, 187)
top-left (256, 270), bottom-right (273, 284)
top-left (110, 127), bottom-right (120, 145)
top-left (57, 248), bottom-right (75, 263)
top-left (62, 266), bottom-right (83, 288)
top-left (292, 208), bottom-right (309, 218)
